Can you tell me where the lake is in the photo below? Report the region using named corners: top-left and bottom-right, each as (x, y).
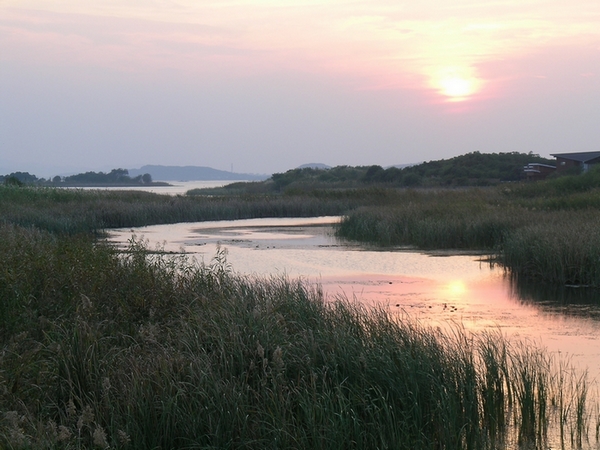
top-left (108, 216), bottom-right (600, 383)
top-left (65, 180), bottom-right (242, 195)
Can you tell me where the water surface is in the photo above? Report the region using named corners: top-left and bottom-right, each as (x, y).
top-left (66, 180), bottom-right (240, 195)
top-left (108, 216), bottom-right (600, 380)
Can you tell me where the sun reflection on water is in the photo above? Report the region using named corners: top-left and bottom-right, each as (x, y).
top-left (443, 280), bottom-right (468, 298)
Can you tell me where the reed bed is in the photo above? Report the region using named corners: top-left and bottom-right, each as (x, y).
top-left (336, 191), bottom-right (515, 249)
top-left (0, 185), bottom-right (383, 235)
top-left (0, 224), bottom-right (596, 449)
top-left (501, 212), bottom-right (600, 286)
top-left (6, 175), bottom-right (600, 287)
top-left (3, 182), bottom-right (600, 447)
top-left (336, 186), bottom-right (600, 287)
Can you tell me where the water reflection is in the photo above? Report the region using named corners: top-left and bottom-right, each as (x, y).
top-left (511, 275), bottom-right (600, 319)
top-left (108, 217), bottom-right (600, 380)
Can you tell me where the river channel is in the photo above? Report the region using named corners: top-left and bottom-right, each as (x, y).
top-left (108, 216), bottom-right (600, 383)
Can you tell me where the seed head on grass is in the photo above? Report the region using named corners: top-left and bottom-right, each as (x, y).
top-left (77, 405), bottom-right (94, 432)
top-left (67, 398), bottom-right (77, 418)
top-left (117, 429), bottom-right (131, 446)
top-left (57, 425), bottom-right (72, 442)
top-left (272, 346), bottom-right (285, 374)
top-left (93, 426), bottom-right (108, 448)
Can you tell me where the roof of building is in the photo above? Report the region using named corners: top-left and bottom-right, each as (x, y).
top-left (551, 151), bottom-right (600, 162)
top-left (524, 163), bottom-right (556, 169)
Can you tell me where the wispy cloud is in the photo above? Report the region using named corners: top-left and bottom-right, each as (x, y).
top-left (2, 0), bottom-right (599, 97)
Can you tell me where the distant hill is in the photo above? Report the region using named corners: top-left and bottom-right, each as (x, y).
top-left (170, 152), bottom-right (562, 197)
top-left (263, 152), bottom-right (556, 191)
top-left (386, 163), bottom-right (419, 169)
top-left (297, 163), bottom-right (331, 170)
top-left (393, 151), bottom-right (555, 186)
top-left (129, 165), bottom-right (269, 181)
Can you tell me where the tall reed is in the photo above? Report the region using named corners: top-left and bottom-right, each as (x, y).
top-left (0, 224), bottom-right (595, 449)
top-left (336, 186), bottom-right (600, 287)
top-left (0, 185), bottom-right (370, 235)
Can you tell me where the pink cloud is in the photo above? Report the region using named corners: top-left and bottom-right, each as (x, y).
top-left (2, 2), bottom-right (600, 101)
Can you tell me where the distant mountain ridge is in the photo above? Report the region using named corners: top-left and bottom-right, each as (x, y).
top-left (129, 165), bottom-right (268, 181)
top-left (297, 163), bottom-right (331, 170)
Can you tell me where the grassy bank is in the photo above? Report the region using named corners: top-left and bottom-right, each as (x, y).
top-left (336, 173), bottom-right (600, 287)
top-left (0, 185), bottom-right (393, 235)
top-left (4, 180), bottom-right (600, 286)
top-left (0, 224), bottom-right (595, 449)
top-left (336, 189), bottom-right (514, 249)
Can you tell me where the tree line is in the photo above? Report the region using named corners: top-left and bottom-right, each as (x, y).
top-left (268, 151), bottom-right (555, 191)
top-left (1, 168), bottom-right (153, 186)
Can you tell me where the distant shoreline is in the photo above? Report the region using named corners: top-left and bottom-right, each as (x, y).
top-left (48, 181), bottom-right (172, 188)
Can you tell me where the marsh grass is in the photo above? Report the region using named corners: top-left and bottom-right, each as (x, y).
top-left (0, 185), bottom-right (388, 236)
top-left (500, 215), bottom-right (600, 286)
top-left (2, 182), bottom-right (600, 448)
top-left (336, 189), bottom-right (516, 249)
top-left (0, 225), bottom-right (596, 449)
top-left (6, 175), bottom-right (600, 287)
top-left (336, 186), bottom-right (600, 287)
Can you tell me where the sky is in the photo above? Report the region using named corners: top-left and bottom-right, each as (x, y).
top-left (1, 1), bottom-right (600, 177)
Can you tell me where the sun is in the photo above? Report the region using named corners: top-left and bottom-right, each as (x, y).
top-left (445, 280), bottom-right (467, 297)
top-left (430, 66), bottom-right (483, 102)
top-left (440, 76), bottom-right (476, 98)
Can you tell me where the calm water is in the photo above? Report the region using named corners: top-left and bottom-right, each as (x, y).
top-left (108, 216), bottom-right (600, 381)
top-left (66, 180), bottom-right (241, 195)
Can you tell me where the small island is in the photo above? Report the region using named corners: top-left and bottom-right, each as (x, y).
top-left (1, 168), bottom-right (170, 187)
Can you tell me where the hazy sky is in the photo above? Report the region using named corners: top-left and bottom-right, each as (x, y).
top-left (2, 1), bottom-right (600, 176)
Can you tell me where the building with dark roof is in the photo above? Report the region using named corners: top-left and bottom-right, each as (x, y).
top-left (523, 163), bottom-right (556, 181)
top-left (551, 152), bottom-right (600, 173)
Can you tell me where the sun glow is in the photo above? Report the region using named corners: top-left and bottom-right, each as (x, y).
top-left (431, 66), bottom-right (483, 102)
top-left (440, 77), bottom-right (475, 97)
top-left (445, 280), bottom-right (467, 298)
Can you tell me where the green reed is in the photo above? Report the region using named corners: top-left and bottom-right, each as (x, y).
top-left (0, 185), bottom-right (380, 235)
top-left (2, 181), bottom-right (600, 447)
top-left (500, 213), bottom-right (600, 286)
top-left (0, 224), bottom-right (595, 449)
top-left (336, 186), bottom-right (600, 287)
